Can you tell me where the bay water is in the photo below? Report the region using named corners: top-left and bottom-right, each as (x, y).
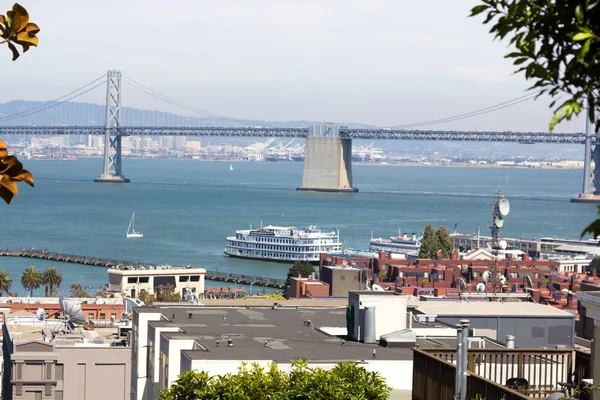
top-left (1, 158), bottom-right (595, 296)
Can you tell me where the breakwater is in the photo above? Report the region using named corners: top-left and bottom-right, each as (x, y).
top-left (0, 249), bottom-right (286, 289)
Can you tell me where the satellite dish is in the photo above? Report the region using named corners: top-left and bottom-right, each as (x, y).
top-left (482, 271), bottom-right (490, 283)
top-left (476, 282), bottom-right (486, 293)
top-left (457, 277), bottom-right (467, 291)
top-left (499, 275), bottom-right (507, 285)
top-left (372, 284), bottom-right (385, 292)
top-left (35, 308), bottom-right (46, 321)
top-left (525, 275), bottom-right (533, 288)
top-left (494, 216), bottom-right (504, 228)
top-left (561, 288), bottom-right (571, 294)
top-left (499, 240), bottom-right (507, 250)
top-left (59, 296), bottom-right (86, 326)
top-left (498, 198), bottom-right (510, 216)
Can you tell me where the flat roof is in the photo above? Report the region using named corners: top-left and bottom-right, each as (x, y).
top-left (108, 267), bottom-right (206, 276)
top-left (150, 305), bottom-right (448, 363)
top-left (6, 316), bottom-right (122, 343)
top-left (413, 301), bottom-right (574, 318)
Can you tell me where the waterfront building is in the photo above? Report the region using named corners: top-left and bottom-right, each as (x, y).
top-left (107, 266), bottom-right (206, 299)
top-left (224, 225), bottom-right (342, 263)
top-left (1, 307), bottom-right (131, 400)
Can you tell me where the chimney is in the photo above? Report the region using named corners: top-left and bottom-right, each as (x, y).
top-left (451, 252), bottom-right (458, 261)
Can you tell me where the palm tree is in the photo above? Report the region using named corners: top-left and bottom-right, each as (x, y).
top-left (42, 267), bottom-right (62, 297)
top-left (21, 266), bottom-right (42, 297)
top-left (0, 269), bottom-right (12, 296)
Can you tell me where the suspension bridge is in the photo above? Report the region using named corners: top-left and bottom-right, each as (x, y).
top-left (0, 70), bottom-right (598, 201)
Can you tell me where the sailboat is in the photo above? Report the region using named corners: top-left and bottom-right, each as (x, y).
top-left (126, 212), bottom-right (144, 238)
top-left (229, 164), bottom-right (234, 171)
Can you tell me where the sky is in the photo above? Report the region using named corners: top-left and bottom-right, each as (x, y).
top-left (0, 0), bottom-right (587, 133)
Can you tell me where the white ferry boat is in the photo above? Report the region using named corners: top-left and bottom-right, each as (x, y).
top-left (224, 225), bottom-right (342, 263)
top-left (369, 232), bottom-right (421, 257)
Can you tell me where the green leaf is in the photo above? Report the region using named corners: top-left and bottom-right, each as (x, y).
top-left (578, 39), bottom-right (591, 61)
top-left (573, 32), bottom-right (593, 41)
top-left (513, 57), bottom-right (529, 65)
top-left (575, 5), bottom-right (584, 23)
top-left (5, 14), bottom-right (10, 28)
top-left (470, 5), bottom-right (490, 16)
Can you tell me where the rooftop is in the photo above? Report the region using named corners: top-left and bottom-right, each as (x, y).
top-left (146, 304), bottom-right (454, 363)
top-left (108, 266), bottom-right (206, 275)
top-left (413, 301), bottom-right (575, 318)
top-left (4, 312), bottom-right (125, 345)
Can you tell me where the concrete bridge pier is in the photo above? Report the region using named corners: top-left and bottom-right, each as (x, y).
top-left (571, 107), bottom-right (600, 203)
top-left (297, 124), bottom-right (358, 193)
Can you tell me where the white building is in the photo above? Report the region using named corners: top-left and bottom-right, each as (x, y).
top-left (107, 266), bottom-right (206, 298)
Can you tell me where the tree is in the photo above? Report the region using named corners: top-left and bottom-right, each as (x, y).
top-left (42, 267), bottom-right (62, 297)
top-left (436, 225), bottom-right (453, 258)
top-left (0, 140), bottom-right (34, 204)
top-left (470, 1), bottom-right (599, 133)
top-left (419, 224), bottom-right (439, 259)
top-left (0, 3), bottom-right (40, 61)
top-left (156, 284), bottom-right (182, 303)
top-left (159, 360), bottom-right (391, 400)
top-left (0, 269), bottom-right (12, 296)
top-left (69, 283), bottom-right (92, 298)
top-left (286, 261), bottom-right (315, 286)
top-left (20, 265), bottom-right (42, 296)
top-left (589, 256), bottom-right (600, 271)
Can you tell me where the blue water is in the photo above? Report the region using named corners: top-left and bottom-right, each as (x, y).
top-left (1, 158), bottom-right (596, 296)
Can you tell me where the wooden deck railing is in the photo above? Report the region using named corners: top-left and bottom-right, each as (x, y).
top-left (413, 348), bottom-right (530, 400)
top-left (414, 347), bottom-right (575, 399)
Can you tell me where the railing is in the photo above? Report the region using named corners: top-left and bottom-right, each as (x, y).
top-left (413, 348), bottom-right (530, 400)
top-left (417, 348), bottom-right (575, 398)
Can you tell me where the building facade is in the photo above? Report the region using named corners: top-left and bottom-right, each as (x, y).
top-left (108, 266), bottom-right (205, 298)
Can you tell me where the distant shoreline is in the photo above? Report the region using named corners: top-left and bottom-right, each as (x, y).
top-left (25, 157), bottom-right (584, 171)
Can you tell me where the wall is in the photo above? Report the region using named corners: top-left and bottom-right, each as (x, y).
top-left (435, 315), bottom-right (575, 348)
top-left (132, 310), bottom-right (163, 400)
top-left (186, 359), bottom-right (413, 391)
top-left (145, 325), bottom-right (179, 400)
top-left (348, 292), bottom-right (407, 342)
top-left (55, 346), bottom-right (131, 400)
top-left (322, 267), bottom-right (365, 297)
top-left (159, 337), bottom-right (196, 392)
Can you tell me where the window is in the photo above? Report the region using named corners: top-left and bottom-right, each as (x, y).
top-left (100, 313), bottom-right (106, 320)
top-left (139, 277), bottom-right (149, 283)
top-left (88, 313), bottom-right (94, 320)
top-left (179, 276), bottom-right (189, 282)
top-left (127, 277), bottom-right (137, 284)
top-left (110, 313), bottom-right (117, 320)
top-left (190, 276), bottom-right (200, 282)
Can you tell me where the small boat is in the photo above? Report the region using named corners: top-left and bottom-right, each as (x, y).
top-left (229, 164), bottom-right (234, 171)
top-left (126, 212), bottom-right (144, 238)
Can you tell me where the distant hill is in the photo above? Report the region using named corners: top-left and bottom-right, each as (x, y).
top-left (0, 100), bottom-right (374, 129)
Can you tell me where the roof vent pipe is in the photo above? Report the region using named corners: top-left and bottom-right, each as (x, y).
top-left (363, 306), bottom-right (377, 344)
top-left (506, 334), bottom-right (515, 349)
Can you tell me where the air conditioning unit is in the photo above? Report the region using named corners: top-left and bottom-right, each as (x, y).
top-left (416, 314), bottom-right (437, 323)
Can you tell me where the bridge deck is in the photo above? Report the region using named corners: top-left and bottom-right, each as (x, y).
top-left (0, 249), bottom-right (286, 289)
top-left (0, 126), bottom-right (590, 143)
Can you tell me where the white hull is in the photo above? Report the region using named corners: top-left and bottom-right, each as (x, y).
top-left (225, 224), bottom-right (341, 263)
top-left (127, 233), bottom-right (144, 238)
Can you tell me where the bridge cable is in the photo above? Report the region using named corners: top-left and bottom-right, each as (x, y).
top-left (123, 76), bottom-right (275, 127)
top-left (386, 91), bottom-right (541, 129)
top-left (0, 74), bottom-right (107, 123)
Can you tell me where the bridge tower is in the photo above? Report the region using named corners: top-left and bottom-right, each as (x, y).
top-left (297, 124), bottom-right (358, 193)
top-left (95, 70), bottom-right (129, 183)
top-left (572, 106), bottom-right (600, 202)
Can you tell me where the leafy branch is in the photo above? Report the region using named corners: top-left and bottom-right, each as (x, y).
top-left (0, 3), bottom-right (40, 61)
top-left (470, 0), bottom-right (600, 133)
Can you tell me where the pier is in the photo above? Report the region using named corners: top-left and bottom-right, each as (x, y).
top-left (0, 249), bottom-right (286, 289)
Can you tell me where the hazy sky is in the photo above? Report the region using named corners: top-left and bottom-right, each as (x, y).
top-left (0, 0), bottom-right (586, 132)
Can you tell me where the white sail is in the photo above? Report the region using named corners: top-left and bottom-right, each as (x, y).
top-left (229, 164), bottom-right (233, 171)
top-left (127, 212), bottom-right (144, 238)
